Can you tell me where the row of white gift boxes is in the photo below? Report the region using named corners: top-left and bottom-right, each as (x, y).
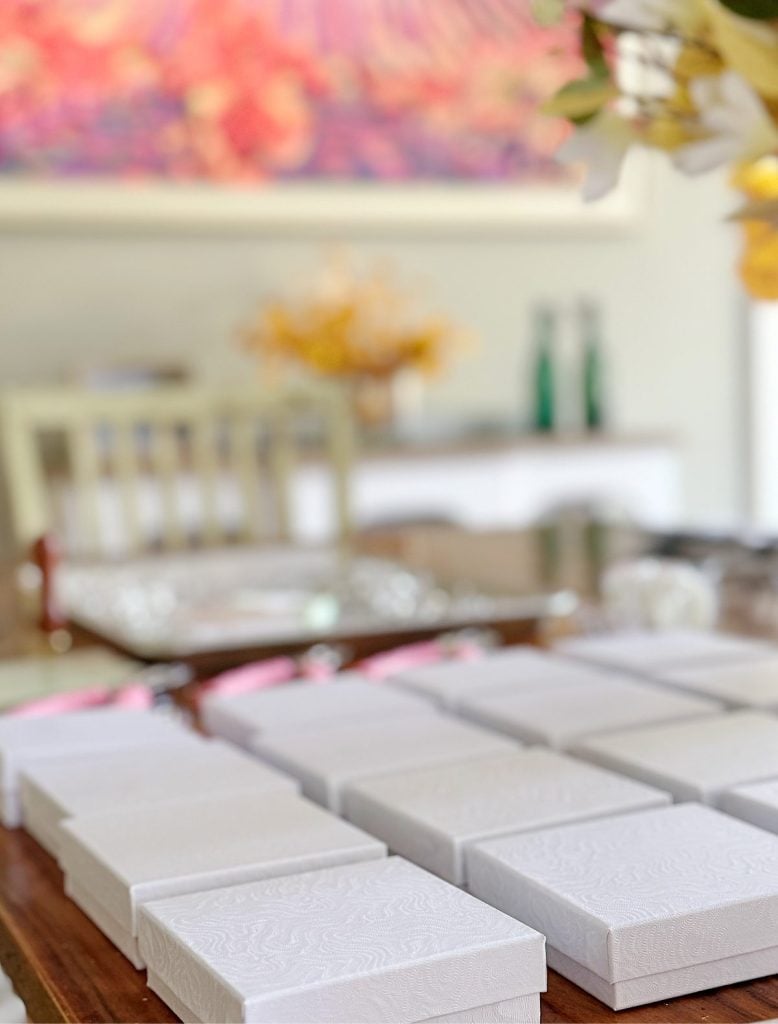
top-left (7, 629), bottom-right (778, 1018)
top-left (16, 725), bottom-right (778, 1019)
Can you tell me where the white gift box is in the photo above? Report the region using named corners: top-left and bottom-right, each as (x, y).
top-left (250, 713), bottom-right (518, 813)
top-left (0, 709), bottom-right (186, 828)
top-left (467, 803), bottom-right (778, 1010)
top-left (59, 791), bottom-right (385, 968)
top-left (19, 735), bottom-right (297, 858)
top-left (389, 648), bottom-right (613, 710)
top-left (554, 628), bottom-right (774, 674)
top-left (572, 710), bottom-right (778, 803)
top-left (202, 675), bottom-right (433, 749)
top-left (138, 856), bottom-right (547, 1024)
top-left (457, 678), bottom-right (720, 750)
top-left (343, 748), bottom-right (670, 886)
top-left (657, 657), bottom-right (778, 710)
top-left (719, 778), bottom-right (778, 834)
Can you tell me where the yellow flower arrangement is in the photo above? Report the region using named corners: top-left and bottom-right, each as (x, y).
top-left (243, 257), bottom-right (465, 382)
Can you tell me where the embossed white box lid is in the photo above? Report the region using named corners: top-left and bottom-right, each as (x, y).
top-left (657, 657), bottom-right (778, 710)
top-left (138, 856), bottom-right (546, 1024)
top-left (20, 735), bottom-right (297, 855)
top-left (250, 712), bottom-right (518, 812)
top-left (719, 778), bottom-right (778, 834)
top-left (572, 710), bottom-right (778, 802)
top-left (457, 678), bottom-right (720, 749)
top-left (554, 629), bottom-right (774, 674)
top-left (467, 803), bottom-right (778, 985)
top-left (390, 648), bottom-right (615, 710)
top-left (201, 675), bottom-right (433, 748)
top-left (59, 791), bottom-right (385, 938)
top-left (0, 709), bottom-right (187, 827)
top-left (343, 749), bottom-right (670, 885)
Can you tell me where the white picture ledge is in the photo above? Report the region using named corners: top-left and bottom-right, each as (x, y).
top-left (0, 154), bottom-right (649, 235)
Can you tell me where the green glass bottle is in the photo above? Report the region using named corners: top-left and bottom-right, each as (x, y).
top-left (532, 306), bottom-right (556, 433)
top-left (581, 300), bottom-right (605, 431)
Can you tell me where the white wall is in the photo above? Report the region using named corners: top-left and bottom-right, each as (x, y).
top-left (0, 156), bottom-right (746, 527)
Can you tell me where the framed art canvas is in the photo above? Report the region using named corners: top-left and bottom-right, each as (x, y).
top-left (0, 0), bottom-right (646, 230)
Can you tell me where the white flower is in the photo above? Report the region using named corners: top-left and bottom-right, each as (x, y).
top-left (557, 110), bottom-right (634, 200)
top-left (673, 71), bottom-right (778, 175)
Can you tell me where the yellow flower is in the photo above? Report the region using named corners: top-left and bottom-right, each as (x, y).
top-left (732, 158), bottom-right (778, 299)
top-left (642, 114), bottom-right (702, 151)
top-left (675, 42), bottom-right (724, 80)
top-left (739, 219), bottom-right (778, 299)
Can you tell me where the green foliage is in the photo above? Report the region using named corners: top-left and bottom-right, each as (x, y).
top-left (581, 14), bottom-right (609, 75)
top-left (531, 0), bottom-right (566, 25)
top-left (718, 0), bottom-right (778, 19)
top-left (543, 75), bottom-right (616, 125)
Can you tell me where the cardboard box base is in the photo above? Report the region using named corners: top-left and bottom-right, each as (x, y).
top-left (65, 877), bottom-right (143, 969)
top-left (23, 806), bottom-right (60, 860)
top-left (548, 943), bottom-right (778, 1011)
top-left (421, 993), bottom-right (540, 1023)
top-left (1, 789), bottom-right (20, 829)
top-left (147, 971), bottom-right (541, 1024)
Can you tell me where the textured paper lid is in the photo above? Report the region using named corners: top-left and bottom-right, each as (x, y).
top-left (658, 657), bottom-right (778, 710)
top-left (554, 629), bottom-right (774, 673)
top-left (344, 749), bottom-right (670, 885)
top-left (138, 857), bottom-right (546, 1024)
top-left (390, 649), bottom-right (612, 710)
top-left (59, 791), bottom-right (385, 935)
top-left (202, 675), bottom-right (433, 747)
top-left (0, 709), bottom-right (185, 804)
top-left (572, 710), bottom-right (778, 802)
top-left (458, 678), bottom-right (720, 749)
top-left (20, 735), bottom-right (297, 845)
top-left (468, 803), bottom-right (778, 985)
top-left (250, 712), bottom-right (518, 812)
top-left (719, 778), bottom-right (778, 834)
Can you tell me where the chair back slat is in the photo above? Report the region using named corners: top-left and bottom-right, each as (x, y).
top-left (149, 420), bottom-right (186, 549)
top-left (0, 395), bottom-right (49, 545)
top-left (269, 405), bottom-right (295, 542)
top-left (190, 418), bottom-right (223, 547)
top-left (230, 412), bottom-right (262, 543)
top-left (112, 421), bottom-right (143, 551)
top-left (66, 419), bottom-right (103, 554)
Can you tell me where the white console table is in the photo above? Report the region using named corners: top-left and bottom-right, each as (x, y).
top-left (292, 432), bottom-right (683, 541)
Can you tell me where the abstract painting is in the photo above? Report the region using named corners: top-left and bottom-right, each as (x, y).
top-left (0, 1), bottom-right (642, 227)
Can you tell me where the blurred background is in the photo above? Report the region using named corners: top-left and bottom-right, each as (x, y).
top-left (0, 0), bottom-right (774, 664)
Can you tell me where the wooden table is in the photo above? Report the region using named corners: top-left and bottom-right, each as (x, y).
top-left (2, 525), bottom-right (778, 1022)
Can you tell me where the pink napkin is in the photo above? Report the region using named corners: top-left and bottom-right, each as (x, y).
top-left (198, 657), bottom-right (298, 701)
top-left (358, 640), bottom-right (445, 681)
top-left (298, 660), bottom-right (338, 682)
top-left (6, 685), bottom-right (112, 718)
top-left (5, 680), bottom-right (158, 717)
top-left (109, 682), bottom-right (155, 710)
top-left (358, 637), bottom-right (485, 681)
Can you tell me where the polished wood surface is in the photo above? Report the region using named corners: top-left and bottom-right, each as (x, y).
top-left (0, 828), bottom-right (173, 1024)
top-left (1, 526), bottom-right (778, 1022)
top-left (2, 823), bottom-right (777, 1024)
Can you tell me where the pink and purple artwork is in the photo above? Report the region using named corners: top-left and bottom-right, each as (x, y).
top-left (0, 0), bottom-right (583, 186)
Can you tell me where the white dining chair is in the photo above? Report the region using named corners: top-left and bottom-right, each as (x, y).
top-left (0, 382), bottom-right (354, 558)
